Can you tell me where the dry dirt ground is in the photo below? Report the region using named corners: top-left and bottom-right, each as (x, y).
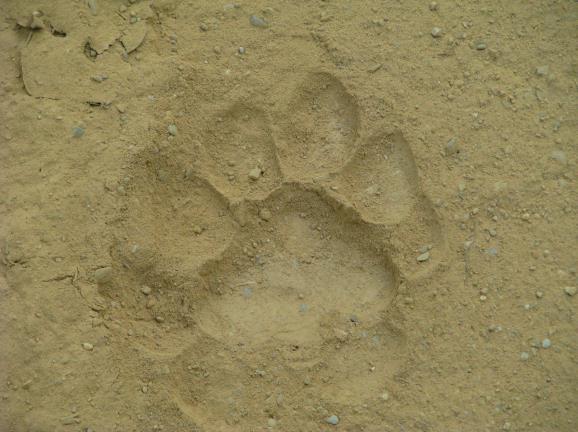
top-left (0, 1), bottom-right (577, 431)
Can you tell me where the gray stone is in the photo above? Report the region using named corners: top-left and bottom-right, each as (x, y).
top-left (248, 167), bottom-right (262, 180)
top-left (72, 126), bottom-right (85, 138)
top-left (551, 150), bottom-right (567, 165)
top-left (325, 415), bottom-right (339, 425)
top-left (536, 65), bottom-right (549, 76)
top-left (417, 251), bottom-right (430, 262)
top-left (94, 267), bottom-right (113, 284)
top-left (250, 15), bottom-right (268, 28)
top-left (486, 247), bottom-right (498, 256)
top-left (541, 338), bottom-right (551, 349)
top-left (564, 286), bottom-right (577, 297)
top-left (475, 40), bottom-right (487, 50)
top-left (167, 124), bottom-right (177, 136)
top-left (431, 27), bottom-right (443, 38)
top-left (520, 352), bottom-right (530, 361)
top-left (445, 137), bottom-right (459, 156)
top-left (259, 208), bottom-right (272, 221)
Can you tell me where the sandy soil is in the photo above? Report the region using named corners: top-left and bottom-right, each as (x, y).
top-left (0, 1), bottom-right (577, 431)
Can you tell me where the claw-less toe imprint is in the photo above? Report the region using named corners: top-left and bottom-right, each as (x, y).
top-left (107, 72), bottom-right (443, 430)
top-left (275, 72), bottom-right (360, 180)
top-left (196, 103), bottom-right (282, 201)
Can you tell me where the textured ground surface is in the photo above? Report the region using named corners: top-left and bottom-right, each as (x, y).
top-left (0, 1), bottom-right (577, 431)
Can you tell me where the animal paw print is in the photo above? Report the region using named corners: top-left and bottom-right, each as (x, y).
top-left (109, 72), bottom-right (443, 430)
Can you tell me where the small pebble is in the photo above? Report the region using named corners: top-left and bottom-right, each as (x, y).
top-left (486, 247), bottom-right (498, 256)
top-left (199, 23), bottom-right (208, 31)
top-left (535, 65), bottom-right (549, 76)
top-left (325, 415), bottom-right (339, 425)
top-left (248, 167), bottom-right (262, 180)
top-left (243, 287), bottom-right (253, 298)
top-left (429, 2), bottom-right (439, 11)
top-left (551, 150), bottom-right (567, 165)
top-left (259, 208), bottom-right (272, 221)
top-left (475, 40), bottom-right (487, 50)
top-left (61, 416), bottom-right (78, 425)
top-left (238, 46), bottom-right (246, 55)
top-left (267, 418), bottom-right (277, 427)
top-left (155, 316), bottom-right (165, 323)
top-left (167, 124), bottom-right (178, 136)
top-left (250, 15), bottom-right (268, 28)
top-left (380, 391), bottom-right (390, 401)
top-left (94, 266), bottom-right (113, 284)
top-left (431, 27), bottom-right (443, 38)
top-left (417, 251), bottom-right (430, 262)
top-left (72, 126), bottom-right (85, 138)
top-left (87, 0), bottom-right (98, 16)
top-left (141, 286), bottom-right (152, 295)
top-left (520, 352), bottom-right (530, 361)
top-left (563, 286), bottom-right (577, 297)
top-left (82, 342), bottom-right (94, 351)
top-left (541, 338), bottom-right (551, 349)
top-left (445, 137), bottom-right (459, 156)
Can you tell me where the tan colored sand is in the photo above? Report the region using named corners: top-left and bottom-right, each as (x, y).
top-left (1, 1), bottom-right (577, 431)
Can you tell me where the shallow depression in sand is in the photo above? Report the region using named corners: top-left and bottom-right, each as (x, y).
top-left (196, 214), bottom-right (396, 347)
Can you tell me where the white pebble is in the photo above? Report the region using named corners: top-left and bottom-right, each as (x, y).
top-left (431, 27), bottom-right (443, 38)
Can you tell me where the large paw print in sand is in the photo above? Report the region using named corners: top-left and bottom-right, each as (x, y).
top-left (108, 72), bottom-right (443, 430)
